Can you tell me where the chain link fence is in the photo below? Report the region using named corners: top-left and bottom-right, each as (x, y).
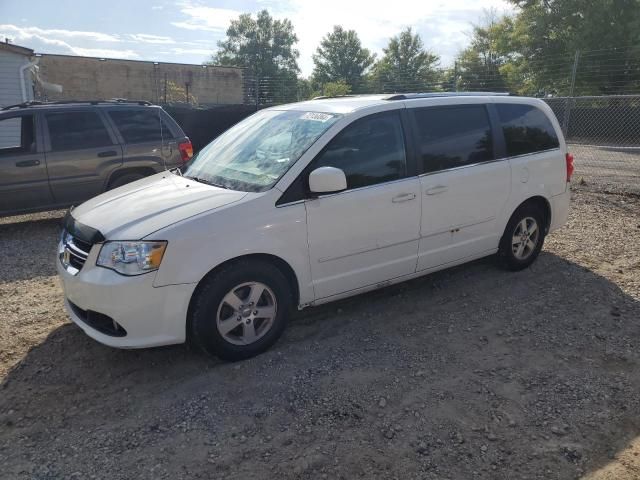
top-left (239, 78), bottom-right (640, 191)
top-left (233, 46), bottom-right (640, 191)
top-left (544, 96), bottom-right (640, 191)
top-left (30, 46), bottom-right (640, 191)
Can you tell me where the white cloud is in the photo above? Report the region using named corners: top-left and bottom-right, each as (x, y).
top-left (0, 24), bottom-right (120, 42)
top-left (264, 0), bottom-right (514, 75)
top-left (128, 33), bottom-right (175, 44)
top-left (0, 24), bottom-right (139, 59)
top-left (170, 47), bottom-right (214, 56)
top-left (171, 3), bottom-right (240, 32)
top-left (170, 21), bottom-right (216, 31)
top-left (0, 0), bottom-right (516, 73)
top-left (69, 47), bottom-right (139, 59)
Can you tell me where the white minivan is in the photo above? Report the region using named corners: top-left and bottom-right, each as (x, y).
top-left (57, 93), bottom-right (573, 360)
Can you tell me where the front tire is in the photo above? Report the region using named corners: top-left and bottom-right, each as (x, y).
top-left (190, 260), bottom-right (292, 361)
top-left (498, 204), bottom-right (546, 271)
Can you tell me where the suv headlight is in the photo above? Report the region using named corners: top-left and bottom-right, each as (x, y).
top-left (97, 241), bottom-right (167, 275)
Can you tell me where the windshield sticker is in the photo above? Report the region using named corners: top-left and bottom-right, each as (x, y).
top-left (300, 112), bottom-right (334, 122)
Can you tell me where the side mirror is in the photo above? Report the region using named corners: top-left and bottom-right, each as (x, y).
top-left (308, 166), bottom-right (347, 194)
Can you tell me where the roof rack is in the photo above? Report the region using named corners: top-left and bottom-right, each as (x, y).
top-left (309, 92), bottom-right (513, 102)
top-left (385, 92), bottom-right (512, 100)
top-left (1, 99), bottom-right (154, 111)
top-left (311, 94), bottom-right (360, 100)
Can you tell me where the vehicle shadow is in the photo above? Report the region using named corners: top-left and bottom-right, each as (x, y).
top-left (1, 252), bottom-right (640, 479)
top-left (0, 213), bottom-right (64, 283)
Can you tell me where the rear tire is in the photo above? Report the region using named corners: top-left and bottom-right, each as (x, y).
top-left (108, 173), bottom-right (145, 190)
top-left (190, 260), bottom-right (292, 361)
top-left (498, 203), bottom-right (546, 271)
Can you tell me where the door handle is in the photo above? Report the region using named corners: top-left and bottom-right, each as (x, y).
top-left (425, 185), bottom-right (448, 195)
top-left (15, 159), bottom-right (40, 167)
top-left (392, 192), bottom-right (416, 203)
top-left (97, 150), bottom-right (118, 158)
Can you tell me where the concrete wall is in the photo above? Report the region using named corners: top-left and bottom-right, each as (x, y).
top-left (0, 49), bottom-right (33, 107)
top-left (36, 55), bottom-right (244, 105)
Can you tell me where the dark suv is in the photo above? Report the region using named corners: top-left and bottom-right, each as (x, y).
top-left (0, 100), bottom-right (192, 216)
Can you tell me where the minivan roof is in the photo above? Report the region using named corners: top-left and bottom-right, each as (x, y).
top-left (271, 92), bottom-right (534, 115)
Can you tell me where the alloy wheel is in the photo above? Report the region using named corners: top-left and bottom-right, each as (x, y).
top-left (511, 217), bottom-right (540, 260)
top-left (216, 282), bottom-right (277, 346)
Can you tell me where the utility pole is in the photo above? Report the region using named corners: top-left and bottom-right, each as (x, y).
top-left (563, 50), bottom-right (580, 136)
top-left (255, 75), bottom-right (259, 111)
top-left (163, 73), bottom-right (167, 104)
top-left (454, 61), bottom-right (458, 92)
top-left (569, 50), bottom-right (580, 97)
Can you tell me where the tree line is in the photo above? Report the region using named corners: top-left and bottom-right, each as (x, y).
top-left (208, 0), bottom-right (640, 101)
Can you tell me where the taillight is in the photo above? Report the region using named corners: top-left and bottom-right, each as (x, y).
top-left (565, 152), bottom-right (574, 182)
top-left (178, 139), bottom-right (193, 163)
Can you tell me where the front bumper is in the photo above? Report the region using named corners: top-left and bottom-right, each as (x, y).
top-left (57, 247), bottom-right (197, 349)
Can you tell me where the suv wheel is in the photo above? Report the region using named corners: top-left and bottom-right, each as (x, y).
top-left (498, 204), bottom-right (546, 271)
top-left (108, 173), bottom-right (145, 190)
top-left (190, 260), bottom-right (292, 361)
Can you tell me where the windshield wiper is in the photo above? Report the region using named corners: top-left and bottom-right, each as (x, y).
top-left (185, 176), bottom-right (229, 189)
top-left (170, 167), bottom-right (183, 176)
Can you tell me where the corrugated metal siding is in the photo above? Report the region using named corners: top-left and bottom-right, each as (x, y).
top-left (0, 50), bottom-right (32, 107)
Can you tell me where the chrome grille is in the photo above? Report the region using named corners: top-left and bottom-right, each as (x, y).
top-left (59, 230), bottom-right (91, 275)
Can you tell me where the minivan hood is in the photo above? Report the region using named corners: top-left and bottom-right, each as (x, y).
top-left (71, 172), bottom-right (248, 239)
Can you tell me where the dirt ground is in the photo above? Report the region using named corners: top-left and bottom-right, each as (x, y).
top-left (572, 145), bottom-right (640, 195)
top-left (1, 187), bottom-right (639, 480)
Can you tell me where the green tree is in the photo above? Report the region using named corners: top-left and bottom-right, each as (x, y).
top-left (507, 0), bottom-right (640, 95)
top-left (316, 80), bottom-right (352, 98)
top-left (454, 1), bottom-right (640, 96)
top-left (454, 13), bottom-right (512, 93)
top-left (373, 28), bottom-right (440, 92)
top-left (296, 78), bottom-right (314, 101)
top-left (312, 26), bottom-right (376, 91)
top-left (164, 80), bottom-right (198, 105)
top-left (210, 10), bottom-right (300, 103)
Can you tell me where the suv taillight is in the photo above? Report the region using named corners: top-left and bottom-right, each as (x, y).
top-left (178, 140), bottom-right (193, 163)
top-left (565, 152), bottom-right (574, 182)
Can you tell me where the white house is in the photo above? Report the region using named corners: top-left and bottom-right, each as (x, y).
top-left (0, 41), bottom-right (35, 107)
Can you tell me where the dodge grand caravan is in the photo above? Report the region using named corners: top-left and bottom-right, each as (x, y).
top-left (57, 93), bottom-right (572, 360)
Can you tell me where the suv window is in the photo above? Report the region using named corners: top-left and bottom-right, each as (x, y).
top-left (413, 105), bottom-right (494, 174)
top-left (108, 109), bottom-right (173, 143)
top-left (46, 111), bottom-right (113, 151)
top-left (496, 103), bottom-right (559, 156)
top-left (313, 111), bottom-right (407, 189)
top-left (0, 115), bottom-right (35, 153)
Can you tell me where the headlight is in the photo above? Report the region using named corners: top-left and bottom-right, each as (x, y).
top-left (97, 241), bottom-right (167, 275)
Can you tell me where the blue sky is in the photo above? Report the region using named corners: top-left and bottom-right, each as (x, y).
top-left (0, 0), bottom-right (513, 76)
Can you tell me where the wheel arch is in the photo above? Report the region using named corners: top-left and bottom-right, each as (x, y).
top-left (185, 253), bottom-right (301, 339)
top-left (106, 166), bottom-right (157, 190)
top-left (513, 195), bottom-right (552, 234)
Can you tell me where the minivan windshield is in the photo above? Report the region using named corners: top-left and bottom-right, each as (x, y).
top-left (183, 109), bottom-right (342, 192)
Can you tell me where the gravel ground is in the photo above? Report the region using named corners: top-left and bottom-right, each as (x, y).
top-left (0, 187), bottom-right (639, 480)
top-left (572, 145), bottom-right (640, 196)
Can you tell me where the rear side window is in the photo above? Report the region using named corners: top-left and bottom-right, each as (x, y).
top-left (496, 104), bottom-right (559, 156)
top-left (412, 105), bottom-right (494, 174)
top-left (46, 111), bottom-right (113, 151)
top-left (0, 115), bottom-right (35, 153)
top-left (108, 109), bottom-right (174, 143)
top-left (313, 111), bottom-right (407, 189)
